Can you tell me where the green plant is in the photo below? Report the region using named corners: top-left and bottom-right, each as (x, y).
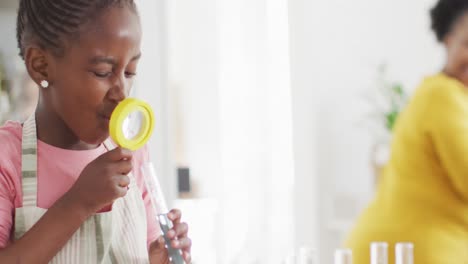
top-left (385, 83), bottom-right (406, 131)
top-left (363, 64), bottom-right (408, 137)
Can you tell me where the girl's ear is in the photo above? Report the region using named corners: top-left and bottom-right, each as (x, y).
top-left (25, 46), bottom-right (53, 87)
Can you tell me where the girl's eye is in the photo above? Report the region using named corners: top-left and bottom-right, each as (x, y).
top-left (93, 72), bottom-right (112, 78)
top-left (125, 72), bottom-right (137, 78)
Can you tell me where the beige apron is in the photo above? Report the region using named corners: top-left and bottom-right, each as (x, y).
top-left (14, 115), bottom-right (150, 264)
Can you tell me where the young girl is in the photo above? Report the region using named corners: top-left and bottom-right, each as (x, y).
top-left (0, 0), bottom-right (192, 263)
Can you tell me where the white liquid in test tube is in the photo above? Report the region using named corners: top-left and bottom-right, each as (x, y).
top-left (395, 243), bottom-right (413, 264)
top-left (141, 162), bottom-right (185, 264)
top-left (371, 242), bottom-right (388, 264)
top-left (334, 249), bottom-right (353, 264)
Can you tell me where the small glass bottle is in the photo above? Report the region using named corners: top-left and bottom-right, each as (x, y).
top-left (334, 249), bottom-right (353, 264)
top-left (395, 243), bottom-right (413, 264)
top-left (371, 242), bottom-right (388, 264)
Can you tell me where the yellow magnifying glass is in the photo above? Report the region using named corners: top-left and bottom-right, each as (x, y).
top-left (109, 98), bottom-right (155, 151)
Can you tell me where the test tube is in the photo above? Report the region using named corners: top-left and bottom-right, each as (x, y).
top-left (395, 243), bottom-right (413, 264)
top-left (141, 162), bottom-right (185, 264)
top-left (334, 249), bottom-right (353, 264)
top-left (371, 242), bottom-right (388, 264)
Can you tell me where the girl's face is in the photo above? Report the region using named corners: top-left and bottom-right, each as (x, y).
top-left (445, 12), bottom-right (468, 87)
top-left (44, 6), bottom-right (142, 145)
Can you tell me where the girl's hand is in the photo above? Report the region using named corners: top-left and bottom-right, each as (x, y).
top-left (65, 147), bottom-right (133, 214)
top-left (150, 209), bottom-right (192, 264)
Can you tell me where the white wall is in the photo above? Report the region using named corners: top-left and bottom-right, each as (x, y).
top-left (0, 9), bottom-right (17, 56)
top-left (0, 8), bottom-right (24, 78)
top-left (288, 0), bottom-right (444, 262)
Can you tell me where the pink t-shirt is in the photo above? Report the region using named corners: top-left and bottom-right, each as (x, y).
top-left (0, 121), bottom-right (160, 248)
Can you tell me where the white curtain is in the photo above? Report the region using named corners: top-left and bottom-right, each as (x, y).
top-left (167, 0), bottom-right (295, 263)
top-left (216, 0), bottom-right (295, 263)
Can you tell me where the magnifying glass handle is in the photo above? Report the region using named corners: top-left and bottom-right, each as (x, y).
top-left (159, 213), bottom-right (185, 264)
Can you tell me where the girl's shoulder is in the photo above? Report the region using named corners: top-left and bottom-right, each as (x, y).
top-left (0, 121), bottom-right (22, 195)
top-left (0, 121), bottom-right (22, 163)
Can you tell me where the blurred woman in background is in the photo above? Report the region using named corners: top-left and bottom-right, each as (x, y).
top-left (346, 0), bottom-right (468, 263)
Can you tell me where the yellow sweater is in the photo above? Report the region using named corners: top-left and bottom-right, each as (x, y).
top-left (345, 73), bottom-right (468, 264)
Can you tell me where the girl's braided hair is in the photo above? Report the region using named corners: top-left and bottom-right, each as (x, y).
top-left (16, 0), bottom-right (137, 59)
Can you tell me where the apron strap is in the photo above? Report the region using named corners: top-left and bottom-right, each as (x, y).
top-left (21, 115), bottom-right (38, 207)
top-left (103, 139), bottom-right (116, 151)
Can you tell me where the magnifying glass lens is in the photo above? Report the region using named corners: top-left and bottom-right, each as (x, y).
top-left (123, 110), bottom-right (144, 140)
